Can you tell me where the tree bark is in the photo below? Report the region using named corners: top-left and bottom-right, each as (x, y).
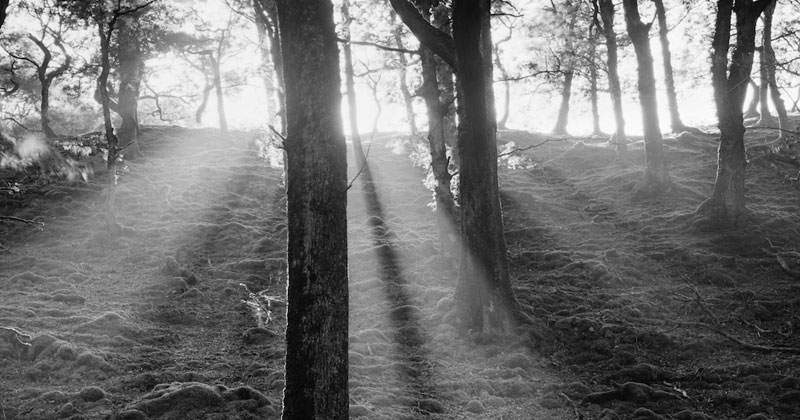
top-left (588, 35), bottom-right (602, 136)
top-left (597, 0), bottom-right (626, 144)
top-left (695, 0), bottom-right (774, 228)
top-left (341, 0), bottom-right (366, 164)
top-left (623, 0), bottom-right (670, 196)
top-left (654, 0), bottom-right (687, 133)
top-left (26, 34), bottom-right (69, 138)
top-left (552, 69), bottom-right (573, 135)
top-left (432, 3), bottom-right (457, 149)
top-left (415, 0), bottom-right (457, 256)
top-left (117, 14), bottom-right (144, 159)
top-left (275, 0), bottom-right (349, 418)
top-left (452, 0), bottom-right (523, 332)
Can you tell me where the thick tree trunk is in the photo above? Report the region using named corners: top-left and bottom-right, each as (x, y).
top-left (597, 0), bottom-right (626, 145)
top-left (342, 0), bottom-right (366, 165)
top-left (761, 1), bottom-right (788, 138)
top-left (623, 0), bottom-right (670, 196)
top-left (275, 0), bottom-right (349, 419)
top-left (117, 15), bottom-right (144, 159)
top-left (432, 3), bottom-right (457, 149)
top-left (695, 0), bottom-right (773, 228)
top-left (40, 79), bottom-right (55, 138)
top-left (589, 60), bottom-right (602, 136)
top-left (654, 0), bottom-right (687, 133)
top-left (452, 0), bottom-right (524, 332)
top-left (552, 69), bottom-right (573, 135)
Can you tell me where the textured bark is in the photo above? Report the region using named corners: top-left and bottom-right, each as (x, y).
top-left (415, 0), bottom-right (456, 255)
top-left (654, 0), bottom-right (686, 133)
top-left (0, 0), bottom-right (8, 28)
top-left (452, 0), bottom-right (522, 332)
top-left (695, 0), bottom-right (774, 228)
top-left (341, 0), bottom-right (366, 164)
top-left (761, 1), bottom-right (788, 137)
top-left (117, 15), bottom-right (144, 159)
top-left (432, 3), bottom-right (457, 149)
top-left (275, 1), bottom-right (349, 419)
top-left (597, 0), bottom-right (626, 144)
top-left (98, 21), bottom-right (118, 173)
top-left (623, 0), bottom-right (670, 196)
top-left (552, 69), bottom-right (573, 135)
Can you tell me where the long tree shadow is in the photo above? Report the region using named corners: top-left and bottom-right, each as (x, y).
top-left (357, 160), bottom-right (441, 411)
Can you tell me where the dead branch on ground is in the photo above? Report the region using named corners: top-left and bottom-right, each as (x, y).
top-left (0, 215), bottom-right (44, 228)
top-left (497, 137), bottom-right (568, 158)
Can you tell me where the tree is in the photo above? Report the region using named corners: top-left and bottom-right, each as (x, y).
top-left (115, 11), bottom-right (145, 157)
top-left (622, 0), bottom-right (671, 196)
top-left (694, 0), bottom-right (775, 228)
top-left (341, 0), bottom-right (367, 164)
top-left (274, 0), bottom-right (349, 418)
top-left (252, 0), bottom-right (285, 132)
top-left (391, 0), bottom-right (528, 331)
top-left (550, 1), bottom-right (578, 135)
top-left (653, 0), bottom-right (691, 133)
top-left (759, 0), bottom-right (789, 138)
top-left (594, 0), bottom-right (626, 145)
top-left (3, 1), bottom-right (72, 138)
top-left (413, 0), bottom-right (457, 256)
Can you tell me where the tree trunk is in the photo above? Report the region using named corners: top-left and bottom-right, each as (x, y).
top-left (654, 0), bottom-right (687, 133)
top-left (744, 79), bottom-right (760, 119)
top-left (452, 0), bottom-right (524, 332)
top-left (597, 0), bottom-right (626, 145)
top-left (117, 15), bottom-right (144, 159)
top-left (755, 48), bottom-right (775, 127)
top-left (415, 0), bottom-right (457, 256)
top-left (432, 3), bottom-right (457, 149)
top-left (623, 0), bottom-right (670, 196)
top-left (589, 58), bottom-right (602, 136)
top-left (552, 69), bottom-right (573, 135)
top-left (253, 0), bottom-right (286, 133)
top-left (40, 77), bottom-right (55, 138)
top-left (275, 0), bottom-right (349, 418)
top-left (695, 0), bottom-right (773, 228)
top-left (341, 0), bottom-right (366, 165)
top-left (761, 1), bottom-right (788, 138)
top-left (392, 16), bottom-right (419, 135)
top-left (208, 55), bottom-right (227, 133)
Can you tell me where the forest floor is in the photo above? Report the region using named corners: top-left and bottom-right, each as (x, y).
top-left (0, 121), bottom-right (799, 420)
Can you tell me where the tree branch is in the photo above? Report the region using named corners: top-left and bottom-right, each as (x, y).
top-left (388, 0), bottom-right (455, 68)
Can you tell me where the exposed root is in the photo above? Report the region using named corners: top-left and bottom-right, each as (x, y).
top-left (0, 216), bottom-right (44, 229)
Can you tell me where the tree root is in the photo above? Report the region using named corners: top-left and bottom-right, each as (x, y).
top-left (689, 286), bottom-right (800, 354)
top-left (0, 216), bottom-right (44, 228)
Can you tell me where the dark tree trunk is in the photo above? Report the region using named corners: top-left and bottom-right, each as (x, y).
top-left (552, 69), bottom-right (573, 135)
top-left (40, 78), bottom-right (55, 138)
top-left (452, 0), bottom-right (524, 332)
top-left (392, 16), bottom-right (418, 135)
top-left (275, 0), bottom-right (349, 418)
top-left (27, 34), bottom-right (69, 138)
top-left (755, 48), bottom-right (775, 127)
top-left (597, 0), bottom-right (626, 145)
top-left (695, 0), bottom-right (774, 228)
top-left (0, 0), bottom-right (9, 28)
top-left (654, 0), bottom-right (687, 133)
top-left (415, 0), bottom-right (457, 256)
top-left (341, 0), bottom-right (366, 165)
top-left (98, 22), bottom-right (118, 174)
top-left (117, 15), bottom-right (144, 159)
top-left (761, 1), bottom-right (788, 138)
top-left (744, 79), bottom-right (760, 119)
top-left (623, 0), bottom-right (670, 196)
